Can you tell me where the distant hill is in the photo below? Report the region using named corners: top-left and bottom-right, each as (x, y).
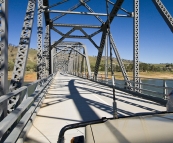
top-left (8, 45), bottom-right (172, 72)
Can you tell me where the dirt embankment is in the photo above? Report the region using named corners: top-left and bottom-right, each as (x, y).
top-left (8, 71), bottom-right (37, 82)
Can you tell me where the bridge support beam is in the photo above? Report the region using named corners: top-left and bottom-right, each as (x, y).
top-left (110, 34), bottom-right (132, 89)
top-left (83, 45), bottom-right (91, 78)
top-left (133, 0), bottom-right (139, 92)
top-left (0, 0), bottom-right (8, 95)
top-left (9, 0), bottom-right (36, 91)
top-left (105, 33), bottom-right (108, 83)
top-left (37, 0), bottom-right (43, 79)
top-left (43, 25), bottom-right (50, 78)
top-left (152, 0), bottom-right (173, 33)
top-left (51, 48), bottom-right (56, 74)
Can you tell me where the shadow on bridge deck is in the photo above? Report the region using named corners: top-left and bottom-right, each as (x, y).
top-left (25, 72), bottom-right (165, 143)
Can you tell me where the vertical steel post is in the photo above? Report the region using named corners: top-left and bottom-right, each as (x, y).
top-left (51, 48), bottom-right (56, 74)
top-left (106, 0), bottom-right (117, 119)
top-left (105, 33), bottom-right (108, 84)
top-left (133, 0), bottom-right (139, 92)
top-left (72, 56), bottom-right (75, 75)
top-left (77, 48), bottom-right (79, 76)
top-left (48, 29), bottom-right (51, 75)
top-left (43, 25), bottom-right (50, 77)
top-left (79, 49), bottom-right (81, 76)
top-left (81, 53), bottom-right (84, 74)
top-left (163, 80), bottom-right (168, 99)
top-left (83, 45), bottom-right (91, 78)
top-left (75, 51), bottom-right (77, 75)
top-left (84, 57), bottom-right (86, 77)
top-left (37, 0), bottom-right (43, 79)
top-left (0, 0), bottom-right (8, 95)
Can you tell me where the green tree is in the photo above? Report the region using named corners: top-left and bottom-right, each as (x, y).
top-left (33, 64), bottom-right (37, 72)
top-left (8, 62), bottom-right (14, 71)
top-left (26, 65), bottom-right (31, 71)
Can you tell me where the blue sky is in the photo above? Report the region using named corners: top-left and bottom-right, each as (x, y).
top-left (8, 0), bottom-right (173, 63)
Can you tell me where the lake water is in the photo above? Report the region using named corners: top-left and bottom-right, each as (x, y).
top-left (113, 79), bottom-right (173, 99)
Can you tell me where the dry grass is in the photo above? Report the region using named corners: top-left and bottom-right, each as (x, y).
top-left (98, 72), bottom-right (173, 80)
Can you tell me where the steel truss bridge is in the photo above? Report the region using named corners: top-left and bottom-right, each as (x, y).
top-left (0, 0), bottom-right (172, 142)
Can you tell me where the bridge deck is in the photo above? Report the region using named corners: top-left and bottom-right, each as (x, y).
top-left (25, 72), bottom-right (165, 143)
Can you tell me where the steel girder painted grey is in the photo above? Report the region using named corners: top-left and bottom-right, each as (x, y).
top-left (51, 28), bottom-right (75, 50)
top-left (52, 0), bottom-right (90, 22)
top-left (94, 0), bottom-right (124, 78)
top-left (51, 48), bottom-right (56, 74)
top-left (83, 45), bottom-right (91, 77)
top-left (110, 34), bottom-right (132, 89)
top-left (44, 0), bottom-right (68, 10)
top-left (53, 23), bottom-right (101, 29)
top-left (81, 2), bottom-right (105, 24)
top-left (105, 33), bottom-right (108, 82)
top-left (0, 0), bottom-right (8, 95)
top-left (43, 0), bottom-right (51, 74)
top-left (48, 10), bottom-right (107, 16)
top-left (94, 29), bottom-right (107, 78)
top-left (43, 25), bottom-right (50, 77)
top-left (133, 0), bottom-right (139, 91)
top-left (80, 28), bottom-right (99, 49)
top-left (9, 0), bottom-right (36, 92)
top-left (37, 0), bottom-right (43, 80)
top-left (152, 0), bottom-right (173, 33)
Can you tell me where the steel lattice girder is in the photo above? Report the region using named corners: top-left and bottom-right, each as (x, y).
top-left (0, 0), bottom-right (8, 95)
top-left (37, 0), bottom-right (43, 80)
top-left (43, 0), bottom-right (52, 74)
top-left (9, 0), bottom-right (36, 92)
top-left (43, 25), bottom-right (50, 77)
top-left (110, 34), bottom-right (132, 89)
top-left (133, 0), bottom-right (139, 91)
top-left (152, 0), bottom-right (173, 33)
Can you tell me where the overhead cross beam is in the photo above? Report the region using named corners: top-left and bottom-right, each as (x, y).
top-left (48, 10), bottom-right (107, 16)
top-left (52, 0), bottom-right (90, 21)
top-left (51, 28), bottom-right (75, 49)
top-left (53, 23), bottom-right (101, 29)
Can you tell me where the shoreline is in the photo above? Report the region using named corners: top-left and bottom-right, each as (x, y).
top-left (7, 71), bottom-right (173, 82)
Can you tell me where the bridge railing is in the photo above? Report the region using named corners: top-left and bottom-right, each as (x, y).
top-left (0, 74), bottom-right (53, 142)
top-left (74, 72), bottom-right (173, 100)
top-left (96, 74), bottom-right (173, 100)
